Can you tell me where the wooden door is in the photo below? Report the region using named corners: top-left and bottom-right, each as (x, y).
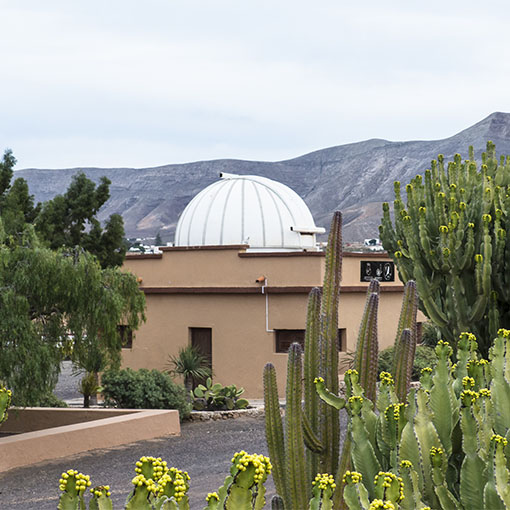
top-left (190, 327), bottom-right (212, 385)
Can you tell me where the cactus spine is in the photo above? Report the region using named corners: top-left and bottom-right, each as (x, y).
top-left (380, 141), bottom-right (510, 355)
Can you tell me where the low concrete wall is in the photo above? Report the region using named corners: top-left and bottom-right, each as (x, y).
top-left (2, 407), bottom-right (138, 433)
top-left (0, 408), bottom-right (180, 472)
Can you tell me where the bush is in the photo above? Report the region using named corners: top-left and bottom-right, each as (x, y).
top-left (101, 368), bottom-right (192, 420)
top-left (378, 344), bottom-right (437, 380)
top-left (12, 392), bottom-right (68, 408)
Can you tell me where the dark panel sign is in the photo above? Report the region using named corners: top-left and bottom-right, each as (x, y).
top-left (360, 261), bottom-right (394, 282)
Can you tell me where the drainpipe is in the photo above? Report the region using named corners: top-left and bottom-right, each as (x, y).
top-left (257, 277), bottom-right (274, 333)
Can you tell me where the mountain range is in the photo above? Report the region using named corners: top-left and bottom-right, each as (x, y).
top-left (15, 112), bottom-right (510, 243)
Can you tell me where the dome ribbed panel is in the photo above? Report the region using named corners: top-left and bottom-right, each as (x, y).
top-left (174, 174), bottom-right (321, 249)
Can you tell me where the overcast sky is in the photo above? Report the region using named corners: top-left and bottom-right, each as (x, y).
top-left (1, 1), bottom-right (510, 169)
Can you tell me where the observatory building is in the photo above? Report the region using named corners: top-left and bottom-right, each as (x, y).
top-left (122, 173), bottom-right (423, 397)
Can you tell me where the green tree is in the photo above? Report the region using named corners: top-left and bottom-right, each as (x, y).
top-left (36, 172), bottom-right (126, 268)
top-left (0, 223), bottom-right (145, 405)
top-left (155, 231), bottom-right (162, 246)
top-left (0, 150), bottom-right (39, 237)
top-left (380, 141), bottom-right (509, 355)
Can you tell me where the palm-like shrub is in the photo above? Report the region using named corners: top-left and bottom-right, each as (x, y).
top-left (167, 345), bottom-right (212, 391)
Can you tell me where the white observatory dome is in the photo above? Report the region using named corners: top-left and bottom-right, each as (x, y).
top-left (174, 173), bottom-right (325, 251)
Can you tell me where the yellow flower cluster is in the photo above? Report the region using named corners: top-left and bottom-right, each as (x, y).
top-left (131, 473), bottom-right (158, 494)
top-left (498, 328), bottom-right (510, 338)
top-left (379, 372), bottom-right (394, 385)
top-left (90, 485), bottom-right (111, 498)
top-left (206, 492), bottom-right (219, 502)
top-left (491, 434), bottom-right (508, 446)
top-left (311, 473), bottom-right (336, 491)
top-left (368, 499), bottom-right (395, 509)
top-left (342, 470), bottom-right (362, 484)
top-left (157, 470), bottom-right (189, 502)
top-left (314, 377), bottom-right (324, 384)
top-left (374, 471), bottom-right (404, 501)
top-left (420, 367), bottom-right (432, 375)
top-left (134, 456), bottom-right (168, 482)
top-left (461, 389), bottom-right (478, 406)
top-left (231, 451), bottom-right (272, 484)
top-left (385, 403), bottom-right (405, 422)
top-left (399, 460), bottom-right (413, 469)
top-left (58, 470), bottom-right (91, 493)
top-left (462, 376), bottom-right (475, 389)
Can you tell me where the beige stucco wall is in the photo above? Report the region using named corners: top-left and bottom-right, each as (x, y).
top-left (121, 247), bottom-right (425, 398)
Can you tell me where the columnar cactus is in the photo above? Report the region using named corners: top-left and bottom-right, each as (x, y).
top-left (264, 211), bottom-right (419, 509)
top-left (380, 141), bottom-right (510, 355)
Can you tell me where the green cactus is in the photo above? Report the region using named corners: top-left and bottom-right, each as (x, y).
top-left (309, 473), bottom-right (336, 510)
top-left (264, 212), bottom-right (344, 509)
top-left (380, 141), bottom-right (510, 355)
top-left (89, 486), bottom-right (113, 510)
top-left (352, 279), bottom-right (380, 403)
top-left (58, 452), bottom-right (271, 510)
top-left (0, 385), bottom-right (12, 425)
top-left (58, 469), bottom-right (91, 510)
top-left (336, 328), bottom-right (510, 510)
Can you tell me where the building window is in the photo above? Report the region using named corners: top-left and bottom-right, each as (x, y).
top-left (275, 330), bottom-right (305, 353)
top-left (275, 329), bottom-right (347, 353)
top-left (118, 325), bottom-right (133, 349)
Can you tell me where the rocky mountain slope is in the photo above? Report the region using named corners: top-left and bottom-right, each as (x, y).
top-left (15, 112), bottom-right (510, 242)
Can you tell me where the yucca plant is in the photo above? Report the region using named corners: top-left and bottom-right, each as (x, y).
top-left (166, 345), bottom-right (212, 392)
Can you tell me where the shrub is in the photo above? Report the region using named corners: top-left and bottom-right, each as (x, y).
top-left (12, 391), bottom-right (68, 408)
top-left (378, 344), bottom-right (437, 380)
top-left (101, 368), bottom-right (191, 420)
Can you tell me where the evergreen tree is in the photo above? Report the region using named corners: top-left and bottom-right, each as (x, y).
top-left (36, 172), bottom-right (126, 268)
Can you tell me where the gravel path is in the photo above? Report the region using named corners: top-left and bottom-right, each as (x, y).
top-left (0, 416), bottom-right (274, 509)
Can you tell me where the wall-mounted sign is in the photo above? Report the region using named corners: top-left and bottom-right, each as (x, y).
top-left (360, 261), bottom-right (394, 282)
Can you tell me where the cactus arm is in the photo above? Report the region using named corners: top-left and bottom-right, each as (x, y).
top-left (285, 343), bottom-right (309, 509)
top-left (309, 473), bottom-right (335, 510)
top-left (302, 412), bottom-right (325, 454)
top-left (348, 400), bottom-right (381, 499)
top-left (429, 341), bottom-right (454, 456)
top-left (342, 472), bottom-right (369, 510)
top-left (89, 486), bottom-right (113, 510)
top-left (353, 282), bottom-right (379, 403)
top-left (314, 376), bottom-right (345, 410)
top-left (489, 333), bottom-right (510, 436)
top-left (483, 436), bottom-right (507, 510)
top-left (270, 495), bottom-right (285, 510)
top-left (57, 470), bottom-right (90, 510)
top-left (318, 212), bottom-right (342, 476)
top-left (493, 436), bottom-right (510, 507)
top-left (459, 403), bottom-right (486, 510)
top-left (263, 363), bottom-right (289, 508)
top-left (399, 461), bottom-right (425, 510)
top-left (304, 286), bottom-right (322, 480)
top-left (331, 435), bottom-right (352, 510)
top-left (393, 328), bottom-right (415, 403)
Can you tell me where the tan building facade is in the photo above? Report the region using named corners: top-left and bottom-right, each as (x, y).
top-left (122, 246), bottom-right (425, 397)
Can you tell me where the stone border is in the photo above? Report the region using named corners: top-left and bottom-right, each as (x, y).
top-left (0, 408), bottom-right (180, 472)
top-left (189, 406), bottom-right (264, 421)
